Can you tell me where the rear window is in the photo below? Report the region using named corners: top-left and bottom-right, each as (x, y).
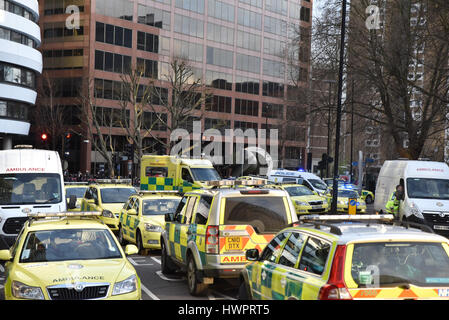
top-left (350, 242), bottom-right (449, 288)
top-left (223, 196), bottom-right (289, 233)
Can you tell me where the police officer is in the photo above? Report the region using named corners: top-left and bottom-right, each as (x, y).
top-left (386, 185), bottom-right (404, 219)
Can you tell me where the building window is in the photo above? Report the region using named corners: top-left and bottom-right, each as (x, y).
top-left (235, 75), bottom-right (259, 95)
top-left (235, 99), bottom-right (259, 117)
top-left (173, 39), bottom-right (203, 62)
top-left (95, 50), bottom-right (131, 74)
top-left (175, 0), bottom-right (205, 14)
top-left (262, 103), bottom-right (283, 119)
top-left (0, 100), bottom-right (29, 121)
top-left (237, 8), bottom-right (262, 30)
top-left (206, 46), bottom-right (233, 68)
top-left (96, 22), bottom-right (132, 48)
top-left (206, 95), bottom-right (231, 113)
top-left (0, 63), bottom-right (36, 89)
top-left (1, 0), bottom-right (38, 22)
top-left (0, 27), bottom-right (36, 48)
top-left (208, 0), bottom-right (234, 22)
top-left (263, 81), bottom-right (284, 98)
top-left (174, 14), bottom-right (204, 38)
top-left (95, 0), bottom-right (133, 21)
top-left (236, 53), bottom-right (260, 74)
top-left (137, 4), bottom-right (171, 30)
top-left (205, 70), bottom-right (232, 91)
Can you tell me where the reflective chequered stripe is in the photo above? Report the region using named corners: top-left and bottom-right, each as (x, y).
top-left (350, 287), bottom-right (449, 299)
top-left (141, 177), bottom-right (201, 193)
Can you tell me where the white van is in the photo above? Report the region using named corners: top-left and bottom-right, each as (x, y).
top-left (0, 147), bottom-right (66, 246)
top-left (374, 160), bottom-right (449, 234)
top-left (267, 169), bottom-right (329, 196)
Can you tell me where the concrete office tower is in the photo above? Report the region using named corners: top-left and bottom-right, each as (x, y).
top-left (39, 0), bottom-right (313, 174)
top-left (0, 0), bottom-right (42, 149)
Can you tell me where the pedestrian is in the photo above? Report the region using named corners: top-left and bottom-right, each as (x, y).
top-left (386, 184), bottom-right (404, 219)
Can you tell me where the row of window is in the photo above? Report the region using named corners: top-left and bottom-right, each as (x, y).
top-left (95, 0), bottom-right (133, 21)
top-left (96, 22), bottom-right (132, 48)
top-left (43, 22), bottom-right (84, 39)
top-left (0, 0), bottom-right (37, 23)
top-left (0, 63), bottom-right (36, 89)
top-left (0, 100), bottom-right (29, 121)
top-left (0, 27), bottom-right (35, 48)
top-left (94, 50), bottom-right (132, 74)
top-left (137, 4), bottom-right (171, 30)
top-left (235, 98), bottom-right (259, 117)
top-left (43, 49), bottom-right (84, 70)
top-left (43, 0), bottom-right (84, 16)
top-left (42, 77), bottom-right (82, 98)
top-left (94, 106), bottom-right (130, 128)
top-left (136, 58), bottom-right (170, 80)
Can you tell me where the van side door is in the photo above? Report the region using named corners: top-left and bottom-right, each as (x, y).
top-left (177, 196), bottom-right (198, 263)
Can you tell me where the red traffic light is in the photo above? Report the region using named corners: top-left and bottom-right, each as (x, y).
top-left (65, 133), bottom-right (72, 139)
top-left (41, 133), bottom-right (48, 141)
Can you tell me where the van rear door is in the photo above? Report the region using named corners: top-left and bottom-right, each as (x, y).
top-left (218, 193), bottom-right (293, 264)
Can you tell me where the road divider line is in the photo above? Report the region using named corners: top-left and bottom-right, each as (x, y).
top-left (141, 283), bottom-right (160, 300)
top-left (128, 257), bottom-right (153, 266)
top-left (210, 290), bottom-right (236, 300)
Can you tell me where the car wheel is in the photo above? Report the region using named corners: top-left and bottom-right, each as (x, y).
top-left (187, 256), bottom-right (208, 296)
top-left (238, 281), bottom-right (251, 300)
top-left (118, 225), bottom-right (127, 246)
top-left (161, 241), bottom-right (177, 275)
top-left (365, 195), bottom-right (373, 204)
top-left (136, 231), bottom-right (144, 254)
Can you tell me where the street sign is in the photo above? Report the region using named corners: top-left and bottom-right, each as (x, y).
top-left (348, 198), bottom-right (357, 215)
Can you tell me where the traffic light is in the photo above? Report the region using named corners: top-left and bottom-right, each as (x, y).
top-left (124, 143), bottom-right (133, 159)
top-left (63, 132), bottom-right (72, 159)
top-left (41, 133), bottom-right (48, 142)
top-left (317, 153), bottom-right (334, 170)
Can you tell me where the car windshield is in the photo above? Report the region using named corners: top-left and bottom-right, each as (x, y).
top-left (338, 190), bottom-right (359, 198)
top-left (100, 187), bottom-right (136, 203)
top-left (0, 173), bottom-right (62, 205)
top-left (190, 168), bottom-right (221, 181)
top-left (285, 186), bottom-right (314, 197)
top-left (309, 179), bottom-right (328, 191)
top-left (350, 242), bottom-right (449, 288)
top-left (407, 178), bottom-right (449, 200)
top-left (142, 198), bottom-right (181, 216)
top-left (223, 196), bottom-right (289, 234)
top-left (19, 229), bottom-right (122, 262)
top-left (65, 187), bottom-right (87, 199)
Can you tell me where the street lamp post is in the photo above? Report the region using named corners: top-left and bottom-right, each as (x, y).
top-left (331, 0), bottom-right (348, 214)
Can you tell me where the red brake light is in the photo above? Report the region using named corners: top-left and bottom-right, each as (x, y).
top-left (239, 190), bottom-right (269, 195)
top-left (319, 245), bottom-right (353, 300)
top-left (206, 225), bottom-right (219, 254)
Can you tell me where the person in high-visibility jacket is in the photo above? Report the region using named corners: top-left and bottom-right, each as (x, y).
top-left (386, 185), bottom-right (404, 218)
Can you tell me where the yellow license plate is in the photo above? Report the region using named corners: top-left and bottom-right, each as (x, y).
top-left (225, 237), bottom-right (242, 251)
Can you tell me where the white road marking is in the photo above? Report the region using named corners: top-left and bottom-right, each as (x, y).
top-left (141, 283), bottom-right (160, 300)
top-left (151, 257), bottom-right (161, 264)
top-left (0, 265), bottom-right (4, 272)
top-left (209, 290), bottom-right (236, 300)
top-left (128, 257), bottom-right (153, 266)
top-left (156, 270), bottom-right (185, 282)
top-left (0, 285), bottom-right (3, 290)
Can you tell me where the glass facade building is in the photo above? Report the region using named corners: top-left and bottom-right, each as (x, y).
top-left (38, 0), bottom-right (312, 173)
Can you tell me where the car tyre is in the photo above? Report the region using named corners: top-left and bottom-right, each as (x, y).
top-left (136, 231), bottom-right (145, 255)
top-left (187, 256), bottom-right (208, 296)
top-left (118, 225), bottom-right (127, 246)
top-left (161, 241), bottom-right (177, 275)
top-left (365, 195), bottom-right (373, 204)
top-left (238, 281), bottom-right (251, 300)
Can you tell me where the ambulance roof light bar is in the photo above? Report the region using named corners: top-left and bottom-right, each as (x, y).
top-left (28, 211), bottom-right (102, 218)
top-left (137, 190), bottom-right (180, 195)
top-left (205, 179), bottom-right (266, 187)
top-left (64, 182), bottom-right (89, 185)
top-left (299, 214), bottom-right (395, 221)
top-left (94, 179), bottom-right (132, 185)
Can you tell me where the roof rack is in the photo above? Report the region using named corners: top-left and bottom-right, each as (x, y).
top-left (392, 220), bottom-right (435, 234)
top-left (299, 221), bottom-right (343, 236)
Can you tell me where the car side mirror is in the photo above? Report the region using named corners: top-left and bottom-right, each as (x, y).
top-left (0, 249), bottom-right (12, 261)
top-left (165, 213), bottom-right (174, 222)
top-left (245, 249), bottom-right (259, 262)
top-left (67, 195), bottom-right (77, 209)
top-left (128, 209), bottom-right (137, 216)
top-left (124, 244), bottom-right (138, 256)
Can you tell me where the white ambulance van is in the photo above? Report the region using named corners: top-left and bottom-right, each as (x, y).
top-left (267, 169), bottom-right (329, 196)
top-left (0, 147), bottom-right (66, 246)
top-left (374, 160), bottom-right (449, 235)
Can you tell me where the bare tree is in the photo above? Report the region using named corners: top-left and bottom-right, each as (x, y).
top-left (149, 59), bottom-right (209, 154)
top-left (77, 78), bottom-right (122, 178)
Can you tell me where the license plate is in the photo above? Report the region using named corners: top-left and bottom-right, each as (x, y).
top-left (312, 205), bottom-right (322, 209)
top-left (434, 225), bottom-right (449, 231)
top-left (225, 237), bottom-right (242, 251)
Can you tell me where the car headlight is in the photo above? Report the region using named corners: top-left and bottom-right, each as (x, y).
top-left (102, 210), bottom-right (115, 218)
top-left (112, 275), bottom-right (138, 296)
top-left (295, 200), bottom-right (308, 206)
top-left (12, 281), bottom-right (44, 300)
top-left (338, 200), bottom-right (348, 205)
top-left (145, 223), bottom-right (162, 232)
top-left (409, 202), bottom-right (424, 219)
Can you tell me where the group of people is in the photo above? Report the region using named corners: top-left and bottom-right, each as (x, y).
top-left (63, 171), bottom-right (140, 187)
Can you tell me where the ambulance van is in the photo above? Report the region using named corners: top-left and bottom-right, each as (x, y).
top-left (0, 147), bottom-right (66, 246)
top-left (374, 160), bottom-right (449, 235)
top-left (140, 155), bottom-right (221, 193)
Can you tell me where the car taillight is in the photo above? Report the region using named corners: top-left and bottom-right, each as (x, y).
top-left (319, 245), bottom-right (353, 300)
top-left (206, 225), bottom-right (219, 254)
